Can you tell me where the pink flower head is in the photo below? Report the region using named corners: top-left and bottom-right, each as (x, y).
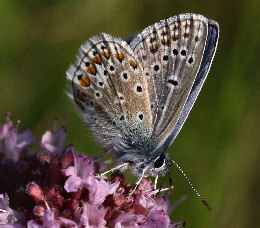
top-left (137, 177), bottom-right (154, 192)
top-left (86, 178), bottom-right (120, 205)
top-left (63, 153), bottom-right (120, 205)
top-left (62, 153), bottom-right (94, 192)
top-left (144, 209), bottom-right (170, 228)
top-left (27, 210), bottom-right (60, 228)
top-left (75, 203), bottom-right (107, 227)
top-left (113, 214), bottom-right (145, 228)
top-left (0, 116), bottom-right (185, 228)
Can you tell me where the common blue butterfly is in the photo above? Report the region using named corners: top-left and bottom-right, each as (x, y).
top-left (66, 13), bottom-right (219, 205)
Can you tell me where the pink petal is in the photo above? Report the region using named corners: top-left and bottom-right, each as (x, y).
top-left (40, 127), bottom-right (66, 155)
top-left (144, 209), bottom-right (170, 228)
top-left (85, 178), bottom-right (119, 205)
top-left (0, 194), bottom-right (25, 226)
top-left (78, 203), bottom-right (107, 228)
top-left (113, 214), bottom-right (145, 227)
top-left (28, 210), bottom-right (60, 228)
top-left (64, 176), bottom-right (83, 193)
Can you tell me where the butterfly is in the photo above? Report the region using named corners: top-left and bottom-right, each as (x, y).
top-left (66, 13), bottom-right (219, 185)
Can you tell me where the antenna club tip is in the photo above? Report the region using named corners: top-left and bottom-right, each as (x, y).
top-left (202, 199), bottom-right (212, 211)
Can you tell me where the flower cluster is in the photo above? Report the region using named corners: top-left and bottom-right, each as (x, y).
top-left (0, 115), bottom-right (185, 227)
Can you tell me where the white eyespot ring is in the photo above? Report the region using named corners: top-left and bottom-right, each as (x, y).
top-left (89, 99), bottom-right (95, 108)
top-left (187, 54), bottom-right (195, 65)
top-left (152, 62), bottom-right (161, 73)
top-left (180, 48), bottom-right (188, 59)
top-left (167, 75), bottom-right (180, 89)
top-left (120, 70), bottom-right (130, 82)
top-left (108, 63), bottom-right (116, 74)
top-left (162, 54), bottom-right (169, 63)
top-left (134, 83), bottom-right (143, 95)
top-left (118, 114), bottom-right (125, 123)
top-left (117, 92), bottom-right (125, 103)
top-left (136, 111), bottom-right (145, 122)
top-left (97, 81), bottom-right (105, 88)
top-left (94, 90), bottom-right (102, 99)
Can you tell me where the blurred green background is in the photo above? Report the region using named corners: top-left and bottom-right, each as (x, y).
top-left (0, 0), bottom-right (259, 227)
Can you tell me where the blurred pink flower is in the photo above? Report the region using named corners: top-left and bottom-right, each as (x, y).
top-left (0, 115), bottom-right (185, 228)
top-left (40, 127), bottom-right (66, 155)
top-left (27, 210), bottom-right (60, 228)
top-left (0, 194), bottom-right (25, 227)
top-left (0, 118), bottom-right (34, 162)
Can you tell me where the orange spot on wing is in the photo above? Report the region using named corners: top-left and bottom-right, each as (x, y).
top-left (80, 77), bottom-right (90, 87)
top-left (150, 45), bottom-right (158, 53)
top-left (161, 39), bottom-right (169, 45)
top-left (79, 92), bottom-right (87, 102)
top-left (129, 60), bottom-right (137, 69)
top-left (92, 55), bottom-right (102, 64)
top-left (101, 51), bottom-right (110, 59)
top-left (80, 91), bottom-right (87, 97)
top-left (115, 52), bottom-right (124, 62)
top-left (86, 65), bottom-right (96, 75)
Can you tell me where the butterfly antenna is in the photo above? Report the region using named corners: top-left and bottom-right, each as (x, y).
top-left (171, 159), bottom-right (211, 211)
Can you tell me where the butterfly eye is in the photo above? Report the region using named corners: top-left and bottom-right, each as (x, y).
top-left (154, 154), bottom-right (166, 169)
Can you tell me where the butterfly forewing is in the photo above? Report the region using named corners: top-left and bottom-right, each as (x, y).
top-left (130, 14), bottom-right (211, 150)
top-left (160, 20), bottom-right (219, 150)
top-left (66, 34), bottom-right (153, 151)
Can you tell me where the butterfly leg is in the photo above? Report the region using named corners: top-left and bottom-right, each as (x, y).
top-left (129, 166), bottom-right (149, 195)
top-left (100, 163), bottom-right (128, 176)
top-left (148, 186), bottom-right (174, 196)
top-left (154, 175), bottom-right (159, 190)
top-left (92, 150), bottom-right (110, 162)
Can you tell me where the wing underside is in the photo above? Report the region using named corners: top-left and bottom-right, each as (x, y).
top-left (161, 20), bottom-right (219, 150)
top-left (129, 13), bottom-right (219, 152)
top-left (66, 34), bottom-right (153, 154)
top-left (66, 13), bottom-right (219, 161)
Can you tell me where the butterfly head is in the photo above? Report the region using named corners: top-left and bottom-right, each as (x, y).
top-left (128, 151), bottom-right (172, 177)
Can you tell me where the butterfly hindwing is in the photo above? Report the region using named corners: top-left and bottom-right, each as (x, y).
top-left (66, 34), bottom-right (153, 152)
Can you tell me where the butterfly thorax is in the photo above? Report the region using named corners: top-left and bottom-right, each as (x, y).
top-left (110, 137), bottom-right (172, 177)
